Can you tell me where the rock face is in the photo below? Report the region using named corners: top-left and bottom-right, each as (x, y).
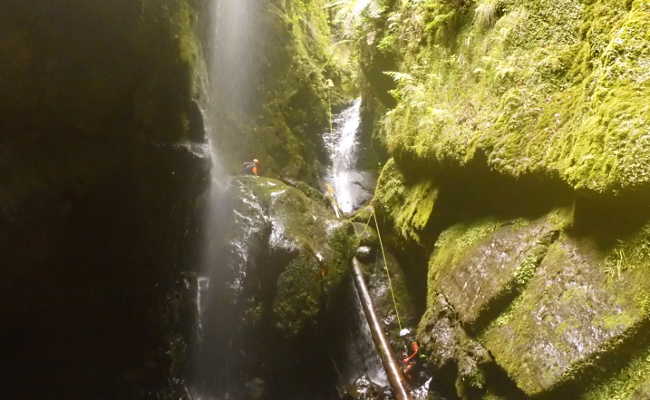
top-left (372, 164), bottom-right (650, 398)
top-left (427, 214), bottom-right (563, 333)
top-left (359, 0), bottom-right (650, 398)
top-left (197, 176), bottom-right (357, 398)
top-left (2, 0), bottom-right (207, 397)
top-left (482, 232), bottom-right (650, 396)
top-left (417, 293), bottom-right (493, 399)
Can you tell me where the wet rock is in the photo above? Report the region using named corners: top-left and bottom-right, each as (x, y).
top-left (427, 211), bottom-right (566, 332)
top-left (482, 232), bottom-right (650, 396)
top-left (364, 247), bottom-right (418, 334)
top-left (338, 170), bottom-right (377, 214)
top-left (340, 375), bottom-right (392, 400)
top-left (200, 176), bottom-right (357, 397)
top-left (422, 209), bottom-right (650, 397)
top-left (250, 177), bottom-right (356, 337)
top-left (356, 246), bottom-right (375, 263)
top-left (417, 293), bottom-right (493, 399)
top-left (213, 176), bottom-right (357, 338)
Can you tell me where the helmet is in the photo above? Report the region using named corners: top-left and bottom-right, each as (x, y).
top-left (253, 158), bottom-right (259, 164)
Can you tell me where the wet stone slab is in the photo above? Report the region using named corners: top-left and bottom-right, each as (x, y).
top-left (431, 214), bottom-right (560, 331)
top-left (481, 235), bottom-right (650, 396)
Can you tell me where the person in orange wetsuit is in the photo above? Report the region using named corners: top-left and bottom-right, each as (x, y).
top-left (402, 340), bottom-right (420, 380)
top-left (242, 158), bottom-right (261, 176)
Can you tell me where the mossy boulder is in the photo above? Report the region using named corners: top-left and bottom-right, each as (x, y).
top-left (417, 292), bottom-right (494, 399)
top-left (228, 176), bottom-right (357, 338)
top-left (199, 176), bottom-right (358, 397)
top-left (426, 211), bottom-right (566, 332)
top-left (416, 208), bottom-right (650, 398)
top-left (481, 228), bottom-right (650, 396)
top-left (417, 214), bottom-right (563, 398)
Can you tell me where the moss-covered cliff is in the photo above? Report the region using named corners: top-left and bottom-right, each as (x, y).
top-left (358, 0), bottom-right (650, 398)
top-left (365, 0), bottom-right (650, 199)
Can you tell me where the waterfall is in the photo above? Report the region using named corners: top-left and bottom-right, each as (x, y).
top-left (210, 0), bottom-right (261, 116)
top-left (323, 98), bottom-right (374, 215)
top-left (191, 0), bottom-right (262, 397)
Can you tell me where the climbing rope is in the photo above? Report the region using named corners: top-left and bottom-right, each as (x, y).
top-left (364, 206), bottom-right (404, 332)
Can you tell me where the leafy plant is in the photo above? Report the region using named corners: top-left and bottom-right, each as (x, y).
top-left (474, 0), bottom-right (502, 30)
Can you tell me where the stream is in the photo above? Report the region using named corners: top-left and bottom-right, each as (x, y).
top-left (323, 98), bottom-right (375, 216)
top-left (322, 100), bottom-right (438, 400)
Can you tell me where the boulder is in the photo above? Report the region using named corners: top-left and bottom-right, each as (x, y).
top-left (198, 176), bottom-right (357, 397)
top-left (482, 232), bottom-right (650, 396)
top-left (423, 209), bottom-right (650, 397)
top-left (427, 212), bottom-right (565, 332)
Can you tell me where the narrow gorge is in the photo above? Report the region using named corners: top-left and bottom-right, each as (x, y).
top-left (3, 0), bottom-right (650, 399)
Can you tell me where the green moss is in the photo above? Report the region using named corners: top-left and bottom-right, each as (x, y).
top-left (581, 344), bottom-right (650, 400)
top-left (273, 253), bottom-right (323, 337)
top-left (373, 158), bottom-right (438, 243)
top-left (215, 0), bottom-right (355, 184)
top-left (426, 217), bottom-right (501, 306)
top-left (173, 0), bottom-right (200, 69)
top-left (603, 224), bottom-right (650, 280)
top-left (272, 220), bottom-right (356, 338)
top-left (364, 0), bottom-right (650, 198)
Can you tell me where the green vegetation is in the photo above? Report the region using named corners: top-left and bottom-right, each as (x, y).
top-left (244, 177), bottom-right (357, 338)
top-left (603, 224), bottom-right (650, 281)
top-left (373, 158), bottom-right (439, 243)
top-left (362, 0), bottom-right (650, 198)
top-left (215, 0), bottom-right (358, 185)
top-left (582, 345), bottom-right (650, 400)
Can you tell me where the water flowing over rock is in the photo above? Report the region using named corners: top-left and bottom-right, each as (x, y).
top-left (194, 176), bottom-right (357, 399)
top-left (324, 98), bottom-right (376, 215)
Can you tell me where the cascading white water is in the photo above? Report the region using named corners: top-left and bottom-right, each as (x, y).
top-left (210, 0), bottom-right (260, 116)
top-left (192, 0), bottom-right (261, 398)
top-left (196, 0), bottom-right (260, 330)
top-left (323, 98), bottom-right (374, 215)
